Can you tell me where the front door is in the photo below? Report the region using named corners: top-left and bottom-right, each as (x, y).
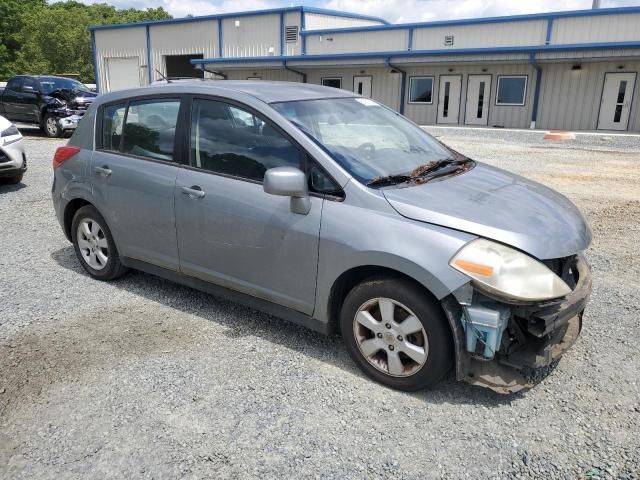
top-left (353, 76), bottom-right (372, 98)
top-left (174, 98), bottom-right (322, 314)
top-left (598, 72), bottom-right (636, 131)
top-left (437, 75), bottom-right (462, 124)
top-left (464, 75), bottom-right (491, 126)
top-left (92, 97), bottom-right (183, 270)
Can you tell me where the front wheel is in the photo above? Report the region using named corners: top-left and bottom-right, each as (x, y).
top-left (71, 205), bottom-right (128, 281)
top-left (340, 277), bottom-right (453, 391)
top-left (43, 114), bottom-right (62, 138)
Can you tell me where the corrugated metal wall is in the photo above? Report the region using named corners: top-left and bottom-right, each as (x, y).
top-left (537, 60), bottom-right (640, 132)
top-left (149, 20), bottom-right (218, 81)
top-left (94, 27), bottom-right (148, 89)
top-left (304, 13), bottom-right (383, 30)
top-left (285, 11), bottom-right (302, 56)
top-left (412, 20), bottom-right (547, 50)
top-left (306, 67), bottom-right (402, 110)
top-left (222, 14), bottom-right (281, 58)
top-left (552, 13), bottom-right (640, 44)
top-left (401, 63), bottom-right (536, 127)
top-left (224, 69), bottom-right (302, 82)
top-left (305, 30), bottom-right (408, 55)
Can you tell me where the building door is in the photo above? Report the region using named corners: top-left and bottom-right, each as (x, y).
top-left (598, 72), bottom-right (636, 131)
top-left (353, 76), bottom-right (372, 98)
top-left (437, 75), bottom-right (462, 124)
top-left (165, 54), bottom-right (204, 79)
top-left (465, 75), bottom-right (491, 126)
top-left (106, 57), bottom-right (141, 91)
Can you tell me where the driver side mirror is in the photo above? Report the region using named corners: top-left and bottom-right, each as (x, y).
top-left (263, 167), bottom-right (311, 215)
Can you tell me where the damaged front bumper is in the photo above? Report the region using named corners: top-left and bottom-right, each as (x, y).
top-left (443, 254), bottom-right (592, 394)
top-left (49, 109), bottom-right (85, 130)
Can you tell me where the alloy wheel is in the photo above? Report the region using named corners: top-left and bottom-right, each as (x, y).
top-left (46, 117), bottom-right (58, 136)
top-left (76, 218), bottom-right (109, 271)
top-left (353, 297), bottom-right (429, 377)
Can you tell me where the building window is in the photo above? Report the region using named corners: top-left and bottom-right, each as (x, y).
top-left (164, 54), bottom-right (204, 79)
top-left (322, 77), bottom-right (342, 89)
top-left (285, 26), bottom-right (299, 43)
top-left (496, 75), bottom-right (527, 106)
top-left (408, 76), bottom-right (434, 104)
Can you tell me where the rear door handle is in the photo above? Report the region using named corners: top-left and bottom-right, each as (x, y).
top-left (95, 166), bottom-right (112, 176)
top-left (181, 185), bottom-right (205, 199)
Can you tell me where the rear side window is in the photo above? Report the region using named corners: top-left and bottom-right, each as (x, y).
top-left (5, 78), bottom-right (22, 92)
top-left (122, 99), bottom-right (180, 162)
top-left (190, 98), bottom-right (301, 182)
top-left (100, 98), bottom-right (180, 162)
top-left (102, 103), bottom-right (126, 151)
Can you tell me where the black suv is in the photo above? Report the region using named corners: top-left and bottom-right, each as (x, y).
top-left (0, 75), bottom-right (97, 137)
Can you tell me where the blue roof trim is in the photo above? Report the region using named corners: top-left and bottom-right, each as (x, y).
top-left (88, 5), bottom-right (387, 31)
top-left (300, 6), bottom-right (640, 35)
top-left (191, 41), bottom-right (640, 65)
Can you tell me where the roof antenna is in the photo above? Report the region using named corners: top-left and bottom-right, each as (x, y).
top-left (155, 69), bottom-right (172, 83)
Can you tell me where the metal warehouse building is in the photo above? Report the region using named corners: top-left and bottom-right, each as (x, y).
top-left (90, 5), bottom-right (640, 132)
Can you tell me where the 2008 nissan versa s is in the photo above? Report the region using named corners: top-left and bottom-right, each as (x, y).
top-left (52, 81), bottom-right (592, 393)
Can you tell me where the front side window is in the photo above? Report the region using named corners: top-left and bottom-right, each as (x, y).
top-left (322, 78), bottom-right (342, 89)
top-left (272, 97), bottom-right (452, 184)
top-left (121, 99), bottom-right (180, 162)
top-left (102, 103), bottom-right (127, 151)
top-left (22, 78), bottom-right (39, 92)
top-left (496, 75), bottom-right (527, 106)
top-left (190, 99), bottom-right (301, 182)
top-left (408, 77), bottom-right (434, 104)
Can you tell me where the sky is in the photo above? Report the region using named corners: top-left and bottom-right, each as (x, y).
top-left (75, 0), bottom-right (640, 22)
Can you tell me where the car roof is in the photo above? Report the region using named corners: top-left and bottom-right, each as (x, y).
top-left (98, 80), bottom-right (357, 104)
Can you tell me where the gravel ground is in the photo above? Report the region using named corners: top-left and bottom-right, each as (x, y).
top-left (1, 126), bottom-right (639, 479)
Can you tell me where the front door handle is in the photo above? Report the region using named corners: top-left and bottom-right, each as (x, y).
top-left (181, 185), bottom-right (205, 199)
top-left (95, 166), bottom-right (112, 176)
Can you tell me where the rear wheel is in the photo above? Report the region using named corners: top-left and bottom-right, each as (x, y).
top-left (340, 277), bottom-right (453, 391)
top-left (71, 205), bottom-right (128, 281)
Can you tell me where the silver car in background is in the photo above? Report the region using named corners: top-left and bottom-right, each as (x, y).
top-left (51, 81), bottom-right (592, 393)
top-left (0, 115), bottom-right (27, 184)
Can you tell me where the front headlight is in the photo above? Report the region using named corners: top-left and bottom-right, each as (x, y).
top-left (450, 238), bottom-right (571, 301)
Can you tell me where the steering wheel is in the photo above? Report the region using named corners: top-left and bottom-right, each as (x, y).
top-left (356, 142), bottom-right (376, 157)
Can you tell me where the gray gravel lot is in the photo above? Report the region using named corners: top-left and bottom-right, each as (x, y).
top-left (1, 126), bottom-right (639, 479)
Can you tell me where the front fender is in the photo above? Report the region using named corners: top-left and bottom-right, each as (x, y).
top-left (313, 197), bottom-right (476, 324)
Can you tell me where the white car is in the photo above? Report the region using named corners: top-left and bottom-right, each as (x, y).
top-left (0, 115), bottom-right (27, 184)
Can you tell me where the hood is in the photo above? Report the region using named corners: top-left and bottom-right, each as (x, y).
top-left (48, 89), bottom-right (97, 107)
top-left (382, 162), bottom-right (591, 260)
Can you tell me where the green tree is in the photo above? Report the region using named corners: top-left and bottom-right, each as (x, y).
top-left (2, 1), bottom-right (171, 83)
top-left (0, 0), bottom-right (47, 79)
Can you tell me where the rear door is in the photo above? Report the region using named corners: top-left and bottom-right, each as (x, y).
top-left (1, 78), bottom-right (24, 121)
top-left (92, 96), bottom-right (184, 270)
top-left (174, 97), bottom-right (323, 314)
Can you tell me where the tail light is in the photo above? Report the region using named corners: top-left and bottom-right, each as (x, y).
top-left (52, 146), bottom-right (80, 169)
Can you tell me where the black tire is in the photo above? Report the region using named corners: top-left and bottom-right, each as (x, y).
top-left (1, 173), bottom-right (23, 184)
top-left (43, 114), bottom-right (63, 138)
top-left (340, 276), bottom-right (453, 391)
top-left (71, 205), bottom-right (128, 281)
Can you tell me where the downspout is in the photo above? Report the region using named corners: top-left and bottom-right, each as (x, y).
top-left (529, 52), bottom-right (542, 130)
top-left (386, 58), bottom-right (407, 115)
top-left (283, 61), bottom-right (307, 83)
top-left (90, 29), bottom-right (100, 93)
top-left (145, 25), bottom-right (152, 85)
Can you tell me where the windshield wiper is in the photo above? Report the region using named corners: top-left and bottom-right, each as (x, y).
top-left (366, 158), bottom-right (473, 187)
top-left (366, 174), bottom-right (412, 187)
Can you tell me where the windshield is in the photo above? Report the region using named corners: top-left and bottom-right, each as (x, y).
top-left (38, 77), bottom-right (90, 94)
top-left (272, 97), bottom-right (453, 184)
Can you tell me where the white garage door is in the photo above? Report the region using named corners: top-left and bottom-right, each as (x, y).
top-left (106, 57), bottom-right (141, 92)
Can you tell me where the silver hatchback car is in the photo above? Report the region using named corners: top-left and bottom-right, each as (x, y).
top-left (52, 81), bottom-right (591, 393)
